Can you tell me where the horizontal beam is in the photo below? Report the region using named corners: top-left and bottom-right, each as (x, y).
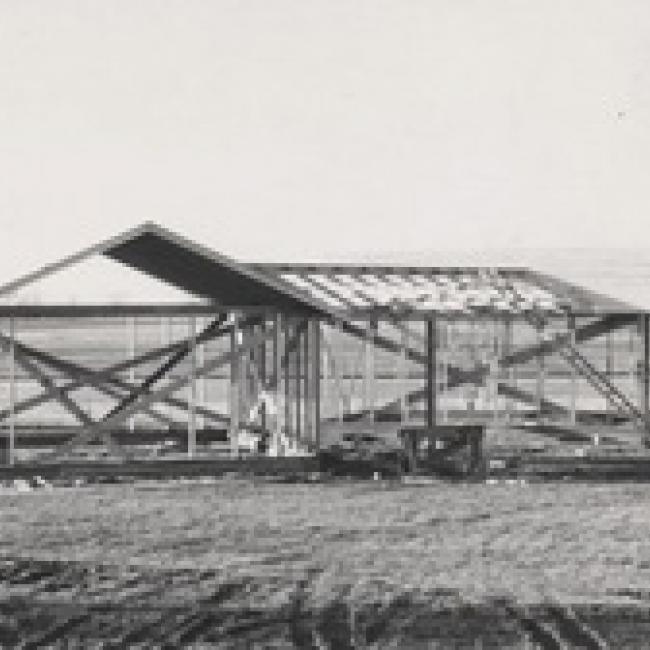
top-left (0, 305), bottom-right (320, 318)
top-left (0, 305), bottom-right (642, 319)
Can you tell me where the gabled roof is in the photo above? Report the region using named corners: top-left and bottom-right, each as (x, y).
top-left (0, 222), bottom-right (335, 317)
top-left (0, 222), bottom-right (638, 317)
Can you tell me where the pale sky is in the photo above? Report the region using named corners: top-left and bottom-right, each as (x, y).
top-left (1, 0), bottom-right (650, 284)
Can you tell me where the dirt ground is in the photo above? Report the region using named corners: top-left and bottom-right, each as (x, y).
top-left (2, 479), bottom-right (650, 646)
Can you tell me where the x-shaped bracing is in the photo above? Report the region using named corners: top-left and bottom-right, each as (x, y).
top-left (331, 313), bottom-right (637, 423)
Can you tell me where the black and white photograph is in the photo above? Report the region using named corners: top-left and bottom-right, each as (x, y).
top-left (2, 1), bottom-right (650, 647)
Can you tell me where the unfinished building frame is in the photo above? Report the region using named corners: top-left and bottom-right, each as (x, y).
top-left (0, 223), bottom-right (648, 467)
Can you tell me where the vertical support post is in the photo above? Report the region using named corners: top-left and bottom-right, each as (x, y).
top-left (491, 318), bottom-right (500, 427)
top-left (605, 329), bottom-right (613, 427)
top-left (272, 313), bottom-right (281, 455)
top-left (400, 326), bottom-right (409, 426)
top-left (364, 319), bottom-right (377, 429)
top-left (229, 315), bottom-right (240, 458)
top-left (569, 314), bottom-right (577, 427)
top-left (260, 320), bottom-right (267, 440)
top-left (197, 316), bottom-right (206, 433)
top-left (509, 318), bottom-right (517, 421)
top-left (296, 323), bottom-right (302, 444)
top-left (188, 316), bottom-right (196, 458)
top-left (167, 317), bottom-right (173, 426)
top-left (283, 319), bottom-right (291, 450)
top-left (322, 325), bottom-right (329, 424)
top-left (128, 316), bottom-right (136, 433)
top-left (643, 314), bottom-right (650, 441)
top-left (303, 321), bottom-right (310, 446)
top-left (629, 323), bottom-right (636, 400)
top-left (159, 316), bottom-right (169, 428)
top-left (427, 317), bottom-right (436, 429)
top-left (312, 319), bottom-right (321, 451)
top-left (336, 322), bottom-right (345, 425)
top-left (240, 326), bottom-right (249, 430)
top-left (442, 320), bottom-right (449, 424)
top-left (504, 316), bottom-right (513, 424)
top-left (8, 316), bottom-right (15, 466)
top-left (536, 322), bottom-right (545, 424)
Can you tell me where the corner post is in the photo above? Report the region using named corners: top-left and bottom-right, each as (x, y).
top-left (8, 316), bottom-right (15, 466)
top-left (229, 314), bottom-right (240, 458)
top-left (427, 317), bottom-right (437, 429)
top-left (187, 315), bottom-right (197, 458)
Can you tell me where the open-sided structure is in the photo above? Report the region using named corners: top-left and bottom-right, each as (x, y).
top-left (0, 222), bottom-right (648, 470)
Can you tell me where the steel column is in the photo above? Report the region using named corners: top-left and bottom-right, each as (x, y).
top-left (188, 316), bottom-right (196, 458)
top-left (569, 314), bottom-right (577, 426)
top-left (363, 320), bottom-right (376, 428)
top-left (229, 316), bottom-right (240, 458)
top-left (310, 319), bottom-right (321, 451)
top-left (260, 320), bottom-right (267, 437)
top-left (399, 326), bottom-right (409, 426)
top-left (427, 318), bottom-right (436, 429)
top-left (491, 319), bottom-right (500, 426)
top-left (272, 314), bottom-right (281, 455)
top-left (303, 322), bottom-right (310, 445)
top-left (283, 319), bottom-right (291, 449)
top-left (504, 317), bottom-right (513, 423)
top-left (197, 316), bottom-right (206, 432)
top-left (536, 323), bottom-right (545, 423)
top-left (8, 317), bottom-right (15, 466)
top-left (605, 329), bottom-right (613, 426)
top-left (440, 320), bottom-right (452, 424)
top-left (295, 325), bottom-right (301, 443)
top-left (643, 314), bottom-right (650, 435)
top-left (128, 316), bottom-right (136, 433)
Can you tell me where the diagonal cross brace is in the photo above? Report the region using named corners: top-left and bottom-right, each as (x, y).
top-left (338, 313), bottom-right (636, 422)
top-left (54, 322), bottom-right (277, 454)
top-left (0, 312), bottom-right (242, 425)
top-left (0, 333), bottom-right (181, 429)
top-left (0, 318), bottom-right (249, 427)
top-left (0, 339), bottom-right (93, 426)
top-left (102, 314), bottom-right (229, 422)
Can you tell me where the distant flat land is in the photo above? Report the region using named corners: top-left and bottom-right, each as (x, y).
top-left (2, 479), bottom-right (650, 646)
